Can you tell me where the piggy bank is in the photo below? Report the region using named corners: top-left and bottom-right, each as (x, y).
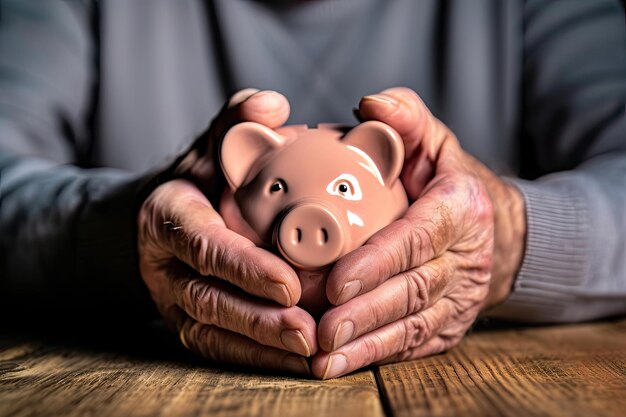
top-left (220, 121), bottom-right (408, 317)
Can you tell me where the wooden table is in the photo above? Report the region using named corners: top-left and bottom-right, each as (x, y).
top-left (1, 318), bottom-right (625, 417)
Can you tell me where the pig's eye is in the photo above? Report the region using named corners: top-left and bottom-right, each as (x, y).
top-left (327, 174), bottom-right (362, 201)
top-left (270, 179), bottom-right (287, 193)
top-left (336, 182), bottom-right (352, 196)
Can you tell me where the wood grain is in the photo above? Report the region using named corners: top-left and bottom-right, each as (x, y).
top-left (376, 318), bottom-right (626, 417)
top-left (1, 319), bottom-right (625, 417)
top-left (0, 325), bottom-right (383, 417)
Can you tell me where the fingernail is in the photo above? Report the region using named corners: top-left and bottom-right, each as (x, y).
top-left (362, 94), bottom-right (398, 113)
top-left (322, 354), bottom-right (348, 379)
top-left (338, 280), bottom-right (363, 303)
top-left (283, 355), bottom-right (311, 375)
top-left (332, 321), bottom-right (355, 350)
top-left (266, 282), bottom-right (291, 305)
top-left (251, 90), bottom-right (282, 104)
top-left (229, 88), bottom-right (260, 106)
top-left (281, 329), bottom-right (311, 357)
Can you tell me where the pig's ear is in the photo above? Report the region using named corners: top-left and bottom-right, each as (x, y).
top-left (220, 122), bottom-right (286, 190)
top-left (342, 121), bottom-right (404, 186)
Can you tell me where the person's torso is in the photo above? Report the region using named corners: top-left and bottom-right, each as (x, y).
top-left (95, 0), bottom-right (523, 175)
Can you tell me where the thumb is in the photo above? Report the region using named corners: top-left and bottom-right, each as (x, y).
top-left (218, 89), bottom-right (291, 134)
top-left (358, 87), bottom-right (459, 199)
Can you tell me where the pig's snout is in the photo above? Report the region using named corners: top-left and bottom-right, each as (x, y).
top-left (276, 203), bottom-right (345, 270)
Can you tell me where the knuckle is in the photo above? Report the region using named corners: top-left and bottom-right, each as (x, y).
top-left (139, 201), bottom-right (180, 251)
top-left (247, 313), bottom-right (267, 342)
top-left (204, 233), bottom-right (259, 285)
top-left (457, 308), bottom-right (479, 328)
top-left (189, 232), bottom-right (211, 276)
top-left (184, 280), bottom-right (222, 325)
top-left (427, 255), bottom-right (446, 277)
top-left (368, 298), bottom-right (390, 331)
top-left (194, 323), bottom-right (222, 361)
top-left (252, 306), bottom-right (295, 345)
top-left (426, 260), bottom-right (450, 292)
top-left (403, 269), bottom-right (430, 314)
top-left (194, 321), bottom-right (262, 367)
top-left (445, 297), bottom-right (467, 321)
top-left (409, 223), bottom-right (436, 261)
top-left (466, 281), bottom-right (491, 307)
top-left (405, 220), bottom-right (427, 265)
top-left (413, 337), bottom-right (450, 359)
top-left (185, 320), bottom-right (204, 354)
top-left (401, 313), bottom-right (432, 351)
top-left (239, 245), bottom-right (265, 280)
top-left (439, 318), bottom-right (471, 343)
top-left (361, 335), bottom-right (385, 365)
top-left (248, 347), bottom-right (263, 368)
top-left (455, 239), bottom-right (493, 278)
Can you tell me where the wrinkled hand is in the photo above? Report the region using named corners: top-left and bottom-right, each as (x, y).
top-left (313, 87), bottom-right (526, 379)
top-left (138, 90), bottom-right (316, 375)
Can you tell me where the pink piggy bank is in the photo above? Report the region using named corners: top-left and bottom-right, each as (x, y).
top-left (220, 121), bottom-right (409, 317)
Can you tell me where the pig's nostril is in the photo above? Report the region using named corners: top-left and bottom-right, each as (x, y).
top-left (318, 228), bottom-right (329, 245)
top-left (292, 227), bottom-right (302, 244)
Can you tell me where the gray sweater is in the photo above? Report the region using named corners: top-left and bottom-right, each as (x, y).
top-left (0, 0), bottom-right (624, 323)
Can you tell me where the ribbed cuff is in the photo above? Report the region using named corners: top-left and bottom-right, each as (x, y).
top-left (487, 178), bottom-right (590, 322)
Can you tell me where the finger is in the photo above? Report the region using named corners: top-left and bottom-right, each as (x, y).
top-left (358, 87), bottom-right (448, 163)
top-left (144, 180), bottom-right (301, 306)
top-left (312, 298), bottom-right (456, 379)
top-left (319, 254), bottom-right (455, 351)
top-left (214, 88), bottom-right (291, 136)
top-left (358, 87), bottom-right (462, 198)
top-left (377, 310), bottom-right (475, 365)
top-left (174, 89), bottom-right (290, 186)
top-left (374, 335), bottom-right (454, 366)
top-left (179, 315), bottom-right (311, 376)
top-left (170, 273), bottom-right (317, 357)
top-left (328, 174), bottom-right (483, 305)
top-left (232, 89), bottom-right (291, 127)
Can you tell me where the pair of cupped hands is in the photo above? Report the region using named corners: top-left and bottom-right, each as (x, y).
top-left (138, 87), bottom-right (526, 379)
